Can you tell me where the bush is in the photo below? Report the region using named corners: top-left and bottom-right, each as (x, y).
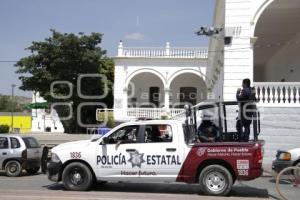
top-left (160, 112), bottom-right (170, 120)
top-left (0, 125), bottom-right (9, 133)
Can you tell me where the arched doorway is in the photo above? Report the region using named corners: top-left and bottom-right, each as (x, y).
top-left (254, 0), bottom-right (300, 82)
top-left (127, 72), bottom-right (165, 108)
top-left (169, 73), bottom-right (207, 108)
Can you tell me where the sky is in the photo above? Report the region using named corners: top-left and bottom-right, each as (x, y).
top-left (0, 0), bottom-right (215, 97)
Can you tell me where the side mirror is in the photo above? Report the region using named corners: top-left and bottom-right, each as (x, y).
top-left (101, 137), bottom-right (110, 144)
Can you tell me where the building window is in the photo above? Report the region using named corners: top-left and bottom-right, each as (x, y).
top-left (149, 87), bottom-right (160, 107)
top-left (180, 87), bottom-right (197, 106)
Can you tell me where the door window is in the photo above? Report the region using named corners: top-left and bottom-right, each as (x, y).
top-left (106, 125), bottom-right (140, 144)
top-left (10, 137), bottom-right (21, 149)
top-left (144, 125), bottom-right (173, 143)
top-left (0, 137), bottom-right (8, 149)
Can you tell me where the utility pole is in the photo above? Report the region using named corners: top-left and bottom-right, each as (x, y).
top-left (11, 84), bottom-right (16, 133)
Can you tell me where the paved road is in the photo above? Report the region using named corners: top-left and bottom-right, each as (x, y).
top-left (0, 172), bottom-right (298, 200)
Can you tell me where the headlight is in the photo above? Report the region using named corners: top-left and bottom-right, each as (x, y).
top-left (278, 152), bottom-right (291, 161)
top-left (51, 153), bottom-right (61, 162)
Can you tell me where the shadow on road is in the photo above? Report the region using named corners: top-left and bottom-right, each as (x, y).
top-left (0, 171), bottom-right (42, 177)
top-left (45, 181), bottom-right (269, 198)
top-left (230, 186), bottom-right (268, 198)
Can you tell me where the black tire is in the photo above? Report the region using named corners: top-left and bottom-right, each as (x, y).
top-left (41, 146), bottom-right (49, 174)
top-left (26, 167), bottom-right (40, 175)
top-left (62, 162), bottom-right (93, 191)
top-left (5, 160), bottom-right (22, 177)
top-left (199, 164), bottom-right (233, 196)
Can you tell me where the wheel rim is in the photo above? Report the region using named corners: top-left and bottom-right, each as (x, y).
top-left (69, 167), bottom-right (84, 186)
top-left (205, 171), bottom-right (226, 192)
top-left (9, 163), bottom-right (18, 174)
top-left (276, 166), bottom-right (300, 200)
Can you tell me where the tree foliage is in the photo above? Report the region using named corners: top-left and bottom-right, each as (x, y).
top-left (15, 30), bottom-right (114, 133)
top-left (0, 95), bottom-right (25, 112)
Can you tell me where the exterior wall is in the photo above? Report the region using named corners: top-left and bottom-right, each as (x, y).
top-left (209, 0), bottom-right (273, 100)
top-left (0, 114), bottom-right (31, 133)
top-left (223, 0), bottom-right (253, 100)
top-left (31, 109), bottom-right (64, 133)
top-left (31, 93), bottom-right (64, 133)
top-left (113, 57), bottom-right (207, 121)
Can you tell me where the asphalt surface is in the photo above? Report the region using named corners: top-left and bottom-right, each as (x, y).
top-left (0, 171), bottom-right (299, 200)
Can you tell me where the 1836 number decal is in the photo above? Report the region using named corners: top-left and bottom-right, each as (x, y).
top-left (70, 152), bottom-right (81, 159)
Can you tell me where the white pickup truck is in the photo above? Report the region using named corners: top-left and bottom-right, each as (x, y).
top-left (47, 118), bottom-right (264, 196)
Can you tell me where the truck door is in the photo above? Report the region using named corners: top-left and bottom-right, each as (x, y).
top-left (0, 137), bottom-right (9, 167)
top-left (139, 124), bottom-right (184, 182)
top-left (95, 125), bottom-right (143, 181)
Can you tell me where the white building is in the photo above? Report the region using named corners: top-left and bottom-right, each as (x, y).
top-left (208, 0), bottom-right (300, 165)
top-left (113, 41), bottom-right (208, 121)
top-left (31, 92), bottom-right (64, 133)
top-left (209, 0), bottom-right (300, 103)
top-left (109, 0), bottom-right (300, 165)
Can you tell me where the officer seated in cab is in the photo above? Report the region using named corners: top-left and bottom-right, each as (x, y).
top-left (197, 118), bottom-right (219, 143)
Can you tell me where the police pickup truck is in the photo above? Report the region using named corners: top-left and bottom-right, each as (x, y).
top-left (47, 101), bottom-right (264, 196)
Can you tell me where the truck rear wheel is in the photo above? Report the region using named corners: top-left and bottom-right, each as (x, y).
top-left (62, 162), bottom-right (93, 191)
top-left (199, 164), bottom-right (233, 196)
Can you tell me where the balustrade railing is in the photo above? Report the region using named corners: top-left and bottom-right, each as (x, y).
top-left (127, 108), bottom-right (184, 119)
top-left (121, 47), bottom-right (208, 58)
top-left (117, 42), bottom-right (208, 58)
top-left (96, 108), bottom-right (185, 121)
top-left (253, 82), bottom-right (300, 107)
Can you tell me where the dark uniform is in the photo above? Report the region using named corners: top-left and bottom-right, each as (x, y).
top-left (236, 87), bottom-right (255, 141)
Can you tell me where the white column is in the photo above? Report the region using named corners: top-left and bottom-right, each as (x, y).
top-left (165, 42), bottom-right (170, 56)
top-left (223, 0), bottom-right (252, 100)
top-left (118, 40), bottom-right (123, 56)
top-left (113, 64), bottom-right (127, 121)
top-left (123, 87), bottom-right (128, 117)
top-left (164, 88), bottom-right (170, 111)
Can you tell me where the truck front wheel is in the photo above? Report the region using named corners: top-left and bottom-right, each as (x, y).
top-left (62, 162), bottom-right (93, 191)
top-left (199, 164), bottom-right (233, 196)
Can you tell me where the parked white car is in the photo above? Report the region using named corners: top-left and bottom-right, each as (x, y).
top-left (272, 148), bottom-right (300, 173)
top-left (0, 135), bottom-right (43, 176)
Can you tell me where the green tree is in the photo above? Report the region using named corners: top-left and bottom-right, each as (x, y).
top-left (0, 95), bottom-right (25, 112)
top-left (15, 30), bottom-right (114, 133)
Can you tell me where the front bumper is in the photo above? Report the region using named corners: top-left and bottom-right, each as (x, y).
top-left (272, 159), bottom-right (293, 173)
top-left (47, 161), bottom-right (62, 182)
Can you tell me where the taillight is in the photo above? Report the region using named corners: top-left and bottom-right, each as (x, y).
top-left (253, 148), bottom-right (263, 164)
top-left (21, 149), bottom-right (27, 159)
